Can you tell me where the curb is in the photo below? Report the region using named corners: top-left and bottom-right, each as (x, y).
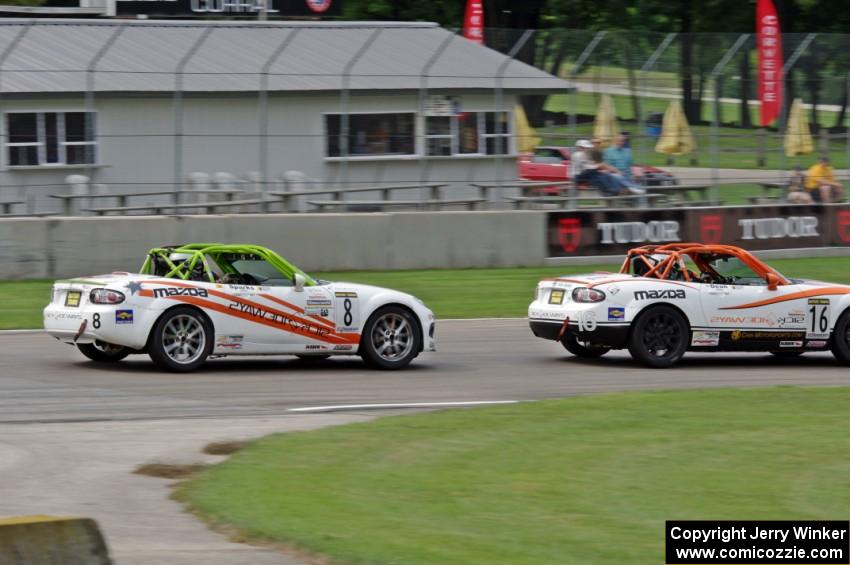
top-left (0, 515), bottom-right (112, 564)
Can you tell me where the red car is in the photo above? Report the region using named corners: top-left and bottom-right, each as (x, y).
top-left (517, 146), bottom-right (677, 195)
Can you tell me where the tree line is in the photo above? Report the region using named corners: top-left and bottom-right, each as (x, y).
top-left (344, 0), bottom-right (850, 129)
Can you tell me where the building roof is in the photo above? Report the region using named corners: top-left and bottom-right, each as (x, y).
top-left (0, 19), bottom-right (570, 95)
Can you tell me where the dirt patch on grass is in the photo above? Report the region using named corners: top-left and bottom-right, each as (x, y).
top-left (134, 462), bottom-right (209, 479)
top-left (202, 441), bottom-right (248, 456)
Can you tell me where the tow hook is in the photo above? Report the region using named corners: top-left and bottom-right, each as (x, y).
top-left (73, 319), bottom-right (88, 342)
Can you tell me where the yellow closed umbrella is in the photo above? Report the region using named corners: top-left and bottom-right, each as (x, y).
top-left (783, 98), bottom-right (814, 157)
top-left (514, 105), bottom-right (540, 153)
top-left (592, 94), bottom-right (619, 147)
top-left (655, 99), bottom-right (696, 156)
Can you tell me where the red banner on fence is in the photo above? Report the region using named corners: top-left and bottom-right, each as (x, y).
top-left (463, 0), bottom-right (484, 44)
top-left (757, 0), bottom-right (783, 126)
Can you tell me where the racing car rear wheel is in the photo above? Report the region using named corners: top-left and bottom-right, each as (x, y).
top-left (830, 310), bottom-right (850, 366)
top-left (560, 335), bottom-right (609, 358)
top-left (628, 306), bottom-right (689, 368)
top-left (148, 307), bottom-right (213, 373)
top-left (360, 306), bottom-right (421, 370)
top-left (77, 341), bottom-right (131, 363)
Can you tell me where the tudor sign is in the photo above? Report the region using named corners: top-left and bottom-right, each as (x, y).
top-left (548, 205), bottom-right (850, 257)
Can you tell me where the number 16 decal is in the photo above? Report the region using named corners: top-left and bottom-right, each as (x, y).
top-left (807, 298), bottom-right (830, 339)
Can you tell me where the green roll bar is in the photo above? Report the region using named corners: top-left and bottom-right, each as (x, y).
top-left (139, 243), bottom-right (315, 286)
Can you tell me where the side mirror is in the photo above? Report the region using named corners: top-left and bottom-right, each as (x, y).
top-left (293, 273), bottom-right (306, 292)
top-left (765, 272), bottom-right (781, 291)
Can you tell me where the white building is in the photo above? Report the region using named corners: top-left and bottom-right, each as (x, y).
top-left (0, 19), bottom-right (569, 213)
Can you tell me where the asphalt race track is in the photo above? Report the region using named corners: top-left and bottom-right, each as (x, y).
top-left (3, 319), bottom-right (850, 424)
top-left (4, 318), bottom-right (850, 564)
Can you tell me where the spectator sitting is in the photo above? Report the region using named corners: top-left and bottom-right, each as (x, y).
top-left (575, 145), bottom-right (622, 196)
top-left (805, 156), bottom-right (845, 203)
top-left (604, 133), bottom-right (644, 193)
top-left (604, 134), bottom-right (635, 182)
top-left (786, 165), bottom-right (813, 204)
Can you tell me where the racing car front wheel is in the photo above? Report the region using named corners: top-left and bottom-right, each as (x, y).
top-left (360, 306), bottom-right (421, 370)
top-left (148, 307), bottom-right (214, 373)
top-left (830, 309), bottom-right (850, 366)
top-left (561, 335), bottom-right (609, 358)
top-left (628, 306), bottom-right (689, 368)
top-left (77, 341), bottom-right (131, 363)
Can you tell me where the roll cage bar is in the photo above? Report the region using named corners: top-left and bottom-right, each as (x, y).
top-left (139, 243), bottom-right (316, 286)
top-left (618, 243), bottom-right (789, 285)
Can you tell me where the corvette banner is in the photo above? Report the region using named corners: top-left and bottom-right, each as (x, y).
top-left (757, 0), bottom-right (783, 126)
top-left (463, 0), bottom-right (484, 44)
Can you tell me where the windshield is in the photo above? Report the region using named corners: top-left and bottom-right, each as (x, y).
top-left (230, 259), bottom-right (293, 286)
top-left (708, 256), bottom-right (765, 285)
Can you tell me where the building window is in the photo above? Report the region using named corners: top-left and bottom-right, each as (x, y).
top-left (483, 111), bottom-right (510, 155)
top-left (5, 111), bottom-right (96, 167)
top-left (326, 113), bottom-right (415, 157)
top-left (424, 111), bottom-right (510, 156)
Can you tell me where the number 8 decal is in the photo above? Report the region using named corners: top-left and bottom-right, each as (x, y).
top-left (343, 298), bottom-right (353, 326)
top-left (335, 292), bottom-right (359, 331)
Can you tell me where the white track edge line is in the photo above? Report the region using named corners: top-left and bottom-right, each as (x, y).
top-left (288, 400), bottom-right (520, 413)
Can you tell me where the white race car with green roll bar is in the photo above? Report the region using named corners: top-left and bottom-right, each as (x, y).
top-left (44, 243), bottom-right (436, 372)
top-left (529, 243), bottom-right (850, 368)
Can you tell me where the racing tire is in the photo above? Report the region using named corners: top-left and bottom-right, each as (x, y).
top-left (830, 310), bottom-right (850, 366)
top-left (561, 334), bottom-right (609, 358)
top-left (148, 307), bottom-right (214, 373)
top-left (360, 305), bottom-right (421, 370)
top-left (627, 305), bottom-right (689, 369)
top-left (770, 351), bottom-right (804, 358)
top-left (77, 341), bottom-right (131, 363)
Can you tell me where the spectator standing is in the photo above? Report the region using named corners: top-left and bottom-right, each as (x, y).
top-left (805, 156), bottom-right (845, 203)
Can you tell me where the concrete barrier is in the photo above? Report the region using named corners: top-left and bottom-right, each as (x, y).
top-left (0, 211), bottom-right (547, 279)
top-left (0, 515), bottom-right (112, 564)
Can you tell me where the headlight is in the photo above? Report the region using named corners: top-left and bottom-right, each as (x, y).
top-left (90, 288), bottom-right (125, 304)
top-left (572, 287), bottom-right (605, 303)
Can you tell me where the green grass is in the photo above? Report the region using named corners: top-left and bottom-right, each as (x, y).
top-left (0, 280), bottom-right (52, 330)
top-left (6, 257), bottom-right (850, 329)
top-left (178, 387), bottom-right (850, 564)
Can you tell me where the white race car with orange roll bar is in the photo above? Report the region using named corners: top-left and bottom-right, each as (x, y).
top-left (529, 243), bottom-right (850, 368)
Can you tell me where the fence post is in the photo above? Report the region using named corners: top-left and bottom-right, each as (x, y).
top-left (339, 28), bottom-right (383, 205)
top-left (709, 34), bottom-right (749, 203)
top-left (258, 28), bottom-right (300, 198)
top-left (85, 23), bottom-right (127, 192)
top-left (846, 72), bottom-right (850, 184)
top-left (173, 26), bottom-right (215, 207)
top-left (636, 33), bottom-right (677, 168)
top-left (568, 31), bottom-right (606, 144)
top-left (779, 33), bottom-right (816, 181)
top-left (417, 29), bottom-right (459, 199)
top-left (493, 28), bottom-right (534, 208)
top-left (0, 22), bottom-right (34, 212)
